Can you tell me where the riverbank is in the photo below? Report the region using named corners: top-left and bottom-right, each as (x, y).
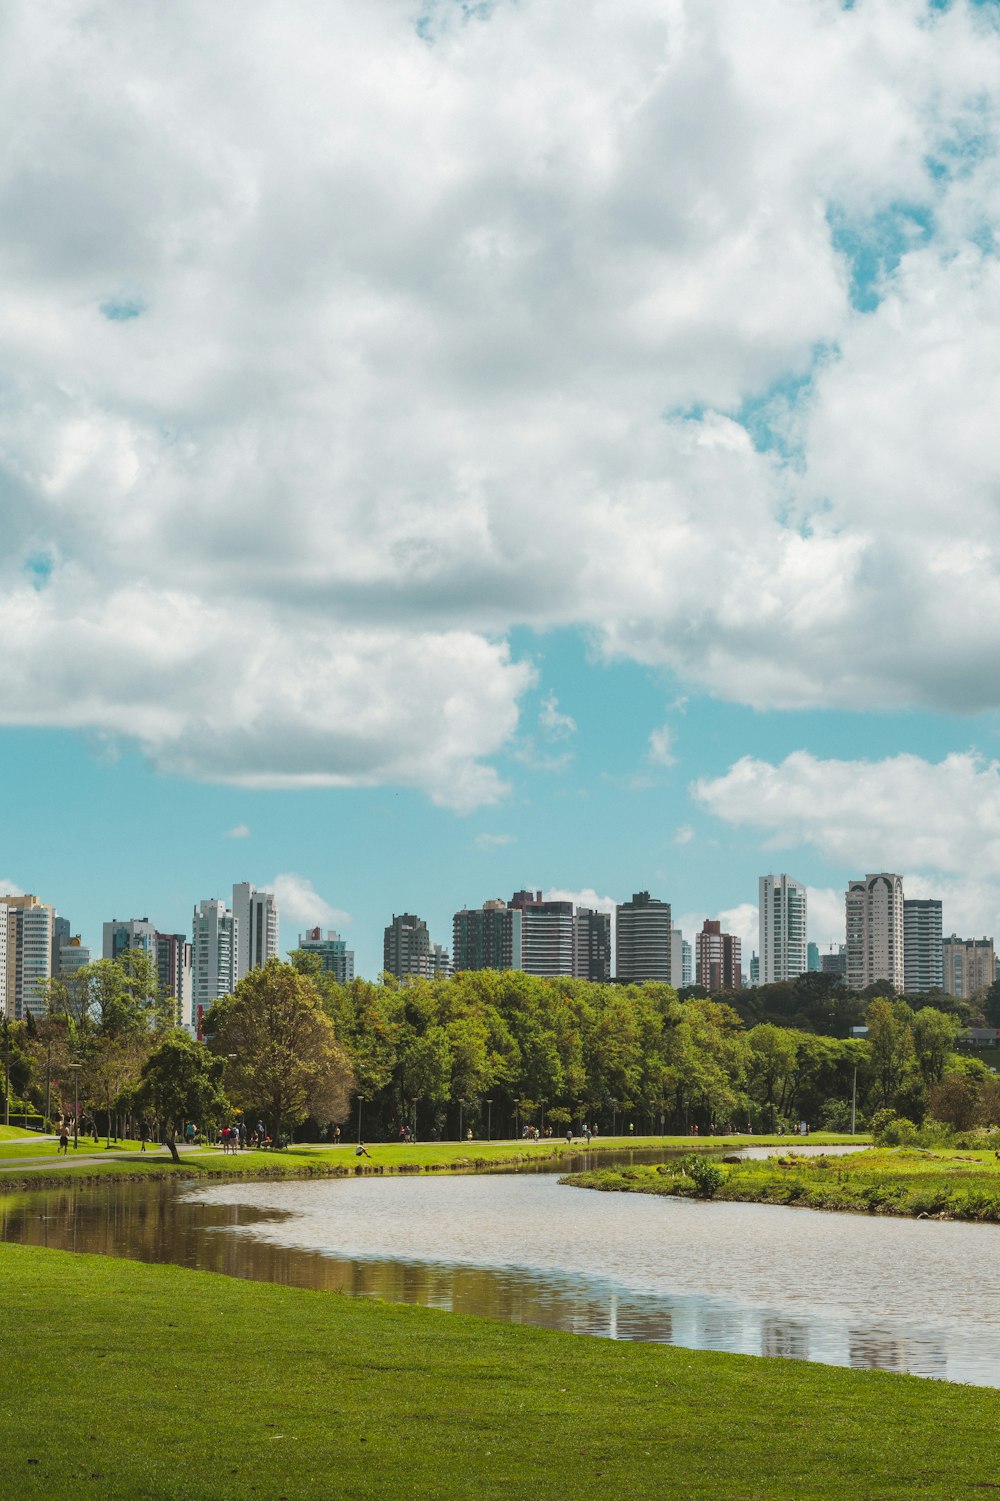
top-left (0, 1132), bottom-right (863, 1193)
top-left (3, 1239), bottom-right (999, 1500)
top-left (564, 1147), bottom-right (1000, 1222)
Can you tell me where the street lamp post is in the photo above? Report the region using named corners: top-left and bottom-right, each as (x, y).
top-left (69, 1063), bottom-right (82, 1149)
top-left (458, 1098), bottom-right (465, 1141)
top-left (486, 1098), bottom-right (493, 1142)
top-left (850, 1064), bottom-right (857, 1136)
top-left (357, 1094), bottom-right (365, 1146)
top-left (540, 1099), bottom-right (546, 1137)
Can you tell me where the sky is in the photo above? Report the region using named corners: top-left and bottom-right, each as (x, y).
top-left (3, 0), bottom-right (1000, 978)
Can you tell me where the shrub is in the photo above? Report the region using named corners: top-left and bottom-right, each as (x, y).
top-left (868, 1107), bottom-right (898, 1143)
top-left (682, 1154), bottom-right (725, 1198)
top-left (880, 1116), bottom-right (917, 1146)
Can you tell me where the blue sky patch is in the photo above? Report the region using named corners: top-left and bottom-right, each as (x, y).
top-left (828, 201), bottom-right (935, 312)
top-left (100, 297), bottom-right (145, 322)
top-left (23, 552), bottom-right (54, 589)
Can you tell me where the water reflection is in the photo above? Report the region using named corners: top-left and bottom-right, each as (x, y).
top-left (2, 1171), bottom-right (998, 1388)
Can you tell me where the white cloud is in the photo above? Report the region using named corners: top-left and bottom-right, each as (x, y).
top-left (694, 751), bottom-right (1000, 941)
top-left (0, 878), bottom-right (25, 897)
top-left (717, 902), bottom-right (759, 970)
top-left (673, 824), bottom-right (694, 846)
top-left (475, 833), bottom-right (517, 851)
top-left (693, 751), bottom-right (1000, 876)
top-left (538, 693), bottom-right (576, 742)
top-left (270, 872), bottom-right (350, 936)
top-left (648, 724), bottom-right (677, 767)
top-left (806, 887), bottom-right (847, 957)
top-left (544, 887), bottom-right (618, 916)
top-left (224, 823), bottom-right (251, 840)
top-left (2, 0), bottom-right (1000, 806)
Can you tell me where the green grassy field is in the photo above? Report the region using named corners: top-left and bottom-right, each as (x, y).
top-left (2, 1239), bottom-right (1000, 1500)
top-left (0, 1132), bottom-right (865, 1191)
top-left (566, 1146), bottom-right (1000, 1221)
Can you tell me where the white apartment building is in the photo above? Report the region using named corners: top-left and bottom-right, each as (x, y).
top-left (192, 899), bottom-right (238, 1014)
top-left (2, 895), bottom-right (54, 1021)
top-left (845, 873), bottom-right (905, 992)
top-left (903, 900), bottom-right (944, 993)
top-left (232, 882), bottom-right (279, 983)
top-left (759, 874), bottom-right (808, 984)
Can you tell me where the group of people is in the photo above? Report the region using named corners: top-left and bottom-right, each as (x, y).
top-left (217, 1121), bottom-right (274, 1151)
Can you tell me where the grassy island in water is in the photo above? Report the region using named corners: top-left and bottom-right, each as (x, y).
top-left (564, 1145), bottom-right (1000, 1221)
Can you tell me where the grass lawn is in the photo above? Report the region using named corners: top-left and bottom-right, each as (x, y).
top-left (0, 1132), bottom-right (865, 1192)
top-left (3, 1240), bottom-right (1000, 1500)
top-left (566, 1146), bottom-right (1000, 1222)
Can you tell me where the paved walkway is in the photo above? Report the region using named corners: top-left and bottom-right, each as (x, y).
top-left (0, 1143), bottom-right (209, 1172)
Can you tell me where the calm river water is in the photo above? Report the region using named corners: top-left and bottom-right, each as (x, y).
top-left (3, 1150), bottom-right (999, 1387)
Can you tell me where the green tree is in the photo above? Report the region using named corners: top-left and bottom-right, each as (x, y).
top-left (911, 1006), bottom-right (959, 1087)
top-left (746, 1024), bottom-right (798, 1129)
top-left (866, 998), bottom-right (914, 1109)
top-left (207, 959), bottom-right (354, 1139)
top-left (137, 1031), bottom-right (229, 1158)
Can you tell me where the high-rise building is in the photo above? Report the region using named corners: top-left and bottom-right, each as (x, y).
top-left (452, 900), bottom-right (522, 972)
top-left (615, 892), bottom-right (672, 984)
top-left (192, 899), bottom-right (238, 1014)
top-left (518, 896), bottom-right (576, 978)
top-left (807, 942), bottom-right (821, 972)
top-left (103, 917), bottom-right (158, 963)
top-left (942, 935), bottom-right (995, 1000)
top-left (157, 933), bottom-right (193, 1023)
top-left (696, 919), bottom-right (742, 993)
top-left (574, 908), bottom-right (612, 982)
top-left (55, 935), bottom-right (91, 980)
top-left (2, 894), bottom-right (54, 1021)
top-left (232, 883), bottom-right (279, 983)
top-left (845, 873), bottom-right (905, 992)
top-left (903, 900), bottom-right (943, 993)
top-left (299, 928), bottom-right (355, 985)
top-left (383, 913), bottom-right (449, 980)
top-left (821, 945), bottom-right (847, 977)
top-left (749, 953), bottom-right (760, 986)
top-left (758, 874), bottom-right (807, 984)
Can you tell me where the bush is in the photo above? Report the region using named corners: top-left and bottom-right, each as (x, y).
top-left (880, 1116), bottom-right (917, 1146)
top-left (682, 1154), bottom-right (724, 1198)
top-left (868, 1108), bottom-right (898, 1143)
top-left (915, 1118), bottom-right (954, 1148)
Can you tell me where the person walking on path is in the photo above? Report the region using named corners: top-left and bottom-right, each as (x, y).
top-left (57, 1125), bottom-right (69, 1155)
top-left (140, 1125), bottom-right (149, 1154)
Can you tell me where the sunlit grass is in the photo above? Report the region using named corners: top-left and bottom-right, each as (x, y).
top-left (3, 1238), bottom-right (999, 1500)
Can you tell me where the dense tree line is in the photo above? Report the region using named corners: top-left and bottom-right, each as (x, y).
top-left (2, 955), bottom-right (998, 1142)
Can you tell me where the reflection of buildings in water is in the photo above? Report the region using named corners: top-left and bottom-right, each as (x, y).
top-left (849, 1326), bottom-right (947, 1380)
top-left (849, 1327), bottom-right (909, 1375)
top-left (695, 1306), bottom-right (742, 1353)
top-left (614, 1299), bottom-right (676, 1345)
top-left (761, 1316), bottom-right (809, 1363)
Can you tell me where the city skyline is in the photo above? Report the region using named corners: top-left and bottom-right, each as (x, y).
top-left (4, 857), bottom-right (995, 1003)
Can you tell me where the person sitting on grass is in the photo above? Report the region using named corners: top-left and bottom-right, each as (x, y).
top-left (356, 1141), bottom-right (372, 1158)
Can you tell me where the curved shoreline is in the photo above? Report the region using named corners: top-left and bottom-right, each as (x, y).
top-left (562, 1149), bottom-right (1000, 1224)
top-left (0, 1132), bottom-right (863, 1195)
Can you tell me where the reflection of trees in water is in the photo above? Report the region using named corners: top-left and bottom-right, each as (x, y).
top-left (0, 1183), bottom-right (973, 1387)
